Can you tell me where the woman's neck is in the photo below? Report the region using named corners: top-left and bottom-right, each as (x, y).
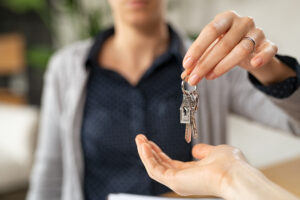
top-left (100, 21), bottom-right (170, 85)
top-left (113, 21), bottom-right (169, 65)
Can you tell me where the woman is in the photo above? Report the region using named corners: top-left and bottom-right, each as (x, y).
top-left (135, 134), bottom-right (300, 200)
top-left (27, 0), bottom-right (300, 200)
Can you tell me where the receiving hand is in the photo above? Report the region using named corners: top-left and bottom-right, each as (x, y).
top-left (135, 134), bottom-right (247, 197)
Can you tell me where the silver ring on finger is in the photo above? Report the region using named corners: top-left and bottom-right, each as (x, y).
top-left (243, 36), bottom-right (256, 53)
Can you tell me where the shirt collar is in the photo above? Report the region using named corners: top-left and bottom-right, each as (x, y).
top-left (85, 24), bottom-right (184, 70)
top-left (85, 27), bottom-right (114, 69)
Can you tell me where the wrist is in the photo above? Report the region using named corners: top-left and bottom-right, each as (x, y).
top-left (248, 57), bottom-right (296, 86)
top-left (220, 160), bottom-right (299, 200)
top-left (220, 160), bottom-right (265, 200)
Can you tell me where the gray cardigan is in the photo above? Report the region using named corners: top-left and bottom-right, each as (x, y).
top-left (26, 37), bottom-right (300, 200)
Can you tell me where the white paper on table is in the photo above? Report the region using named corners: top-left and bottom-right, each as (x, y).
top-left (107, 193), bottom-right (222, 200)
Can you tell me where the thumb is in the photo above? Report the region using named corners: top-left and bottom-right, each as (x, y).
top-left (192, 144), bottom-right (214, 160)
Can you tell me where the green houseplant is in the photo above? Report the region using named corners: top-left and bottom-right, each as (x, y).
top-left (1, 0), bottom-right (103, 104)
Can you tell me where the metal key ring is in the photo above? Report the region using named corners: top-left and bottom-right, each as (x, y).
top-left (181, 75), bottom-right (197, 94)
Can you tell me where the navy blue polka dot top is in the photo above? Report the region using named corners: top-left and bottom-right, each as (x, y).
top-left (81, 26), bottom-right (192, 200)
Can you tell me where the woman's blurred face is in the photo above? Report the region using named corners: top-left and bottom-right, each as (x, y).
top-left (108, 0), bottom-right (166, 27)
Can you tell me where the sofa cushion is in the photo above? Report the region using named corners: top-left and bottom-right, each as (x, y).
top-left (0, 104), bottom-right (39, 193)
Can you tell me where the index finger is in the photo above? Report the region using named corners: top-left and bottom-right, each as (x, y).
top-left (135, 135), bottom-right (165, 173)
top-left (183, 11), bottom-right (237, 69)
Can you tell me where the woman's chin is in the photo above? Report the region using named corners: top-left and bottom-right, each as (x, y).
top-left (125, 15), bottom-right (160, 28)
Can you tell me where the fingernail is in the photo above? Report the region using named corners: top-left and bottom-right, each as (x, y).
top-left (181, 71), bottom-right (188, 80)
top-left (136, 134), bottom-right (146, 142)
top-left (141, 135), bottom-right (148, 142)
top-left (183, 57), bottom-right (194, 69)
top-left (181, 73), bottom-right (185, 79)
top-left (188, 74), bottom-right (200, 85)
top-left (252, 57), bottom-right (263, 67)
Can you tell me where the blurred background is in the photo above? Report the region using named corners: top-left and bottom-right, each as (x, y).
top-left (0, 0), bottom-right (300, 199)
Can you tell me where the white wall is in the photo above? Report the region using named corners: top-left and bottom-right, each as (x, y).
top-left (228, 114), bottom-right (300, 168)
top-left (167, 0), bottom-right (300, 60)
top-left (56, 0), bottom-right (300, 61)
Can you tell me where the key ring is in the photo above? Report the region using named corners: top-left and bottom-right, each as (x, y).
top-left (181, 75), bottom-right (197, 94)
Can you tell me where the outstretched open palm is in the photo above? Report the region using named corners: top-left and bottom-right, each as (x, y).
top-left (135, 134), bottom-right (246, 197)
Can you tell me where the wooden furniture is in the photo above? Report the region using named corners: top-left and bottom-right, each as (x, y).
top-left (0, 34), bottom-right (25, 74)
top-left (261, 157), bottom-right (300, 197)
top-left (0, 33), bottom-right (26, 105)
top-left (0, 89), bottom-right (26, 105)
top-left (163, 156), bottom-right (300, 198)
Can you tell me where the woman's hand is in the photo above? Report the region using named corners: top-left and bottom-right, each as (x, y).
top-left (135, 135), bottom-right (300, 200)
top-left (181, 10), bottom-right (295, 86)
top-left (135, 134), bottom-right (247, 197)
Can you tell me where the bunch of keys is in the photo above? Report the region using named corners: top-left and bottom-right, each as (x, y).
top-left (180, 77), bottom-right (199, 143)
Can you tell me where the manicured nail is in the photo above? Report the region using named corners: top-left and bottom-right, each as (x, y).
top-left (188, 74), bottom-right (200, 85)
top-left (252, 57), bottom-right (263, 67)
top-left (136, 134), bottom-right (147, 142)
top-left (181, 73), bottom-right (186, 80)
top-left (183, 57), bottom-right (194, 69)
top-left (135, 137), bottom-right (142, 146)
top-left (141, 135), bottom-right (148, 142)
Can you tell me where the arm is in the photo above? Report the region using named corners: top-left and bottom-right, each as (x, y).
top-left (227, 67), bottom-right (300, 136)
top-left (248, 55), bottom-right (296, 86)
top-left (135, 134), bottom-right (300, 200)
top-left (224, 161), bottom-right (299, 200)
top-left (26, 54), bottom-right (64, 200)
top-left (248, 54), bottom-right (300, 134)
top-left (180, 10), bottom-right (300, 135)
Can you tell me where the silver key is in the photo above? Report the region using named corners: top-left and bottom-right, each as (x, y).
top-left (180, 93), bottom-right (191, 124)
top-left (180, 79), bottom-right (199, 143)
top-left (191, 109), bottom-right (198, 138)
top-left (185, 124), bottom-right (192, 143)
top-left (180, 92), bottom-right (193, 143)
top-left (190, 91), bottom-right (199, 138)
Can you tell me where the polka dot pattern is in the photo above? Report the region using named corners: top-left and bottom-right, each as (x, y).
top-left (81, 27), bottom-right (192, 200)
top-left (249, 55), bottom-right (300, 99)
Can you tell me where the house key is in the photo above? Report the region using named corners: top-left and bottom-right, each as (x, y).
top-left (180, 78), bottom-right (199, 143)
